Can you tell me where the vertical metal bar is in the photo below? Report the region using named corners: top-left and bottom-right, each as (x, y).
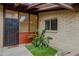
top-left (3, 4), bottom-right (5, 46)
top-left (37, 13), bottom-right (39, 30)
top-left (50, 19), bottom-right (51, 30)
top-left (28, 13), bottom-right (30, 32)
top-left (18, 11), bottom-right (19, 45)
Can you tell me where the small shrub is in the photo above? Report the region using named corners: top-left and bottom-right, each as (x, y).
top-left (32, 29), bottom-right (53, 48)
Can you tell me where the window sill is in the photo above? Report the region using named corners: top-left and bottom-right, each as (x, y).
top-left (46, 30), bottom-right (57, 33)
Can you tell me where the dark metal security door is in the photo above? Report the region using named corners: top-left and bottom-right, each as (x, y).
top-left (4, 18), bottom-right (19, 46)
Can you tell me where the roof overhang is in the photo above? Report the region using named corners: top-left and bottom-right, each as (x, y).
top-left (2, 3), bottom-right (79, 14)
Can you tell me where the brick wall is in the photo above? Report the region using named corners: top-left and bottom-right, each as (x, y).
top-left (39, 10), bottom-right (79, 54)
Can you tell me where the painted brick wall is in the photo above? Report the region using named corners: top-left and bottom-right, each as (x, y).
top-left (39, 10), bottom-right (79, 55)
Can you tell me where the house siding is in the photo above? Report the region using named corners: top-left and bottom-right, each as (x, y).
top-left (39, 10), bottom-right (79, 55)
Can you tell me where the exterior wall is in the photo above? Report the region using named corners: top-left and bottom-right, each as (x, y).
top-left (39, 10), bottom-right (79, 55)
top-left (0, 5), bottom-right (3, 47)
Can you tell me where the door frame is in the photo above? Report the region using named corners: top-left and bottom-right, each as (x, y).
top-left (4, 18), bottom-right (19, 46)
top-left (3, 6), bottom-right (19, 47)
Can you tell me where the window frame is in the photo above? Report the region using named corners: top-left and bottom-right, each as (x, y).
top-left (45, 18), bottom-right (58, 32)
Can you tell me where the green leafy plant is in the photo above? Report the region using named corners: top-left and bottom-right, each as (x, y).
top-left (32, 29), bottom-right (53, 48)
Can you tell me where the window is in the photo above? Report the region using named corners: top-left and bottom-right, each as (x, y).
top-left (45, 19), bottom-right (57, 30)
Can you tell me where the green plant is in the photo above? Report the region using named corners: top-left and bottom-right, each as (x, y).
top-left (25, 44), bottom-right (57, 56)
top-left (32, 29), bottom-right (53, 48)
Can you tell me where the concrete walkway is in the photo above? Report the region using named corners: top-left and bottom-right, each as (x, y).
top-left (0, 45), bottom-right (32, 56)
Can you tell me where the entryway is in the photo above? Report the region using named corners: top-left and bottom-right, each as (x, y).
top-left (3, 18), bottom-right (19, 46)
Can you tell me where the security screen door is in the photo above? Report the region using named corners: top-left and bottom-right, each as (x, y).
top-left (4, 18), bottom-right (19, 46)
